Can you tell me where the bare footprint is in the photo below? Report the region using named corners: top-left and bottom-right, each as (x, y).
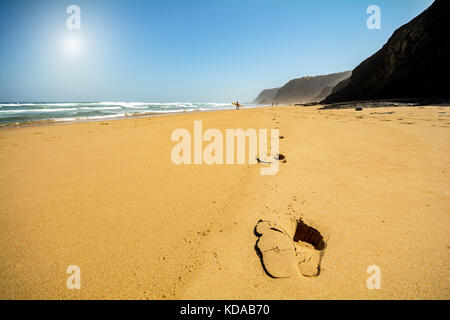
top-left (254, 216), bottom-right (326, 278)
top-left (275, 154), bottom-right (286, 163)
top-left (256, 153), bottom-right (286, 164)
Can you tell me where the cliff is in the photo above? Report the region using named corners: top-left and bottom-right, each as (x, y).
top-left (324, 0), bottom-right (450, 103)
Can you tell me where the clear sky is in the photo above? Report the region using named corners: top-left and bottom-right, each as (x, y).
top-left (0, 0), bottom-right (434, 102)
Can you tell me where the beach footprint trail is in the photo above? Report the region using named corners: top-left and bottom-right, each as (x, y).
top-left (254, 216), bottom-right (326, 278)
top-left (256, 153), bottom-right (287, 164)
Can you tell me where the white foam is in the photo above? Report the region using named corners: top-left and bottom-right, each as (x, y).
top-left (78, 106), bottom-right (122, 110)
top-left (0, 101), bottom-right (255, 125)
top-left (0, 108), bottom-right (78, 113)
top-left (53, 113), bottom-right (128, 122)
top-left (0, 103), bottom-right (82, 107)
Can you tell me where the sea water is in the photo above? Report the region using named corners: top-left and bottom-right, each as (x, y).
top-left (0, 102), bottom-right (258, 126)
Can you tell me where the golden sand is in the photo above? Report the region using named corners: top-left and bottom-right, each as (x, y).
top-left (0, 105), bottom-right (449, 299)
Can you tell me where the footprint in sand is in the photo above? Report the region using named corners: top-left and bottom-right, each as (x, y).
top-left (254, 216), bottom-right (326, 278)
top-left (256, 153), bottom-right (286, 164)
top-left (274, 154), bottom-right (286, 162)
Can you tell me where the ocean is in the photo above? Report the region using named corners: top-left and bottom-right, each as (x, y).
top-left (0, 102), bottom-right (258, 126)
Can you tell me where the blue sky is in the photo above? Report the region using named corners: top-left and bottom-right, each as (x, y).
top-left (0, 0), bottom-right (434, 102)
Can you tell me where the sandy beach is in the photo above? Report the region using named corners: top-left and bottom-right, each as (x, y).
top-left (0, 105), bottom-right (449, 299)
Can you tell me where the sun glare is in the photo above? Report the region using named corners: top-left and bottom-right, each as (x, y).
top-left (63, 34), bottom-right (83, 56)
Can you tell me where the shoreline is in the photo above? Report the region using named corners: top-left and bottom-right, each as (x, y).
top-left (0, 104), bottom-right (271, 130)
top-left (1, 101), bottom-right (448, 131)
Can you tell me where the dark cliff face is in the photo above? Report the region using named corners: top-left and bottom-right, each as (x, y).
top-left (273, 71), bottom-right (351, 104)
top-left (253, 71), bottom-right (351, 105)
top-left (253, 87), bottom-right (279, 104)
top-left (324, 0), bottom-right (450, 103)
top-left (268, 71), bottom-right (351, 104)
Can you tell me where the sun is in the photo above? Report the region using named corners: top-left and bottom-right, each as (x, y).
top-left (62, 34), bottom-right (83, 56)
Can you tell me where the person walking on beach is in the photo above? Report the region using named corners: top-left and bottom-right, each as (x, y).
top-left (235, 101), bottom-right (240, 110)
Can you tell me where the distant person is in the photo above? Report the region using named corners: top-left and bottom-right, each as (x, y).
top-left (235, 101), bottom-right (240, 110)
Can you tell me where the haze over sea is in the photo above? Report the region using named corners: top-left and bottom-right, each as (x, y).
top-left (0, 102), bottom-right (257, 126)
